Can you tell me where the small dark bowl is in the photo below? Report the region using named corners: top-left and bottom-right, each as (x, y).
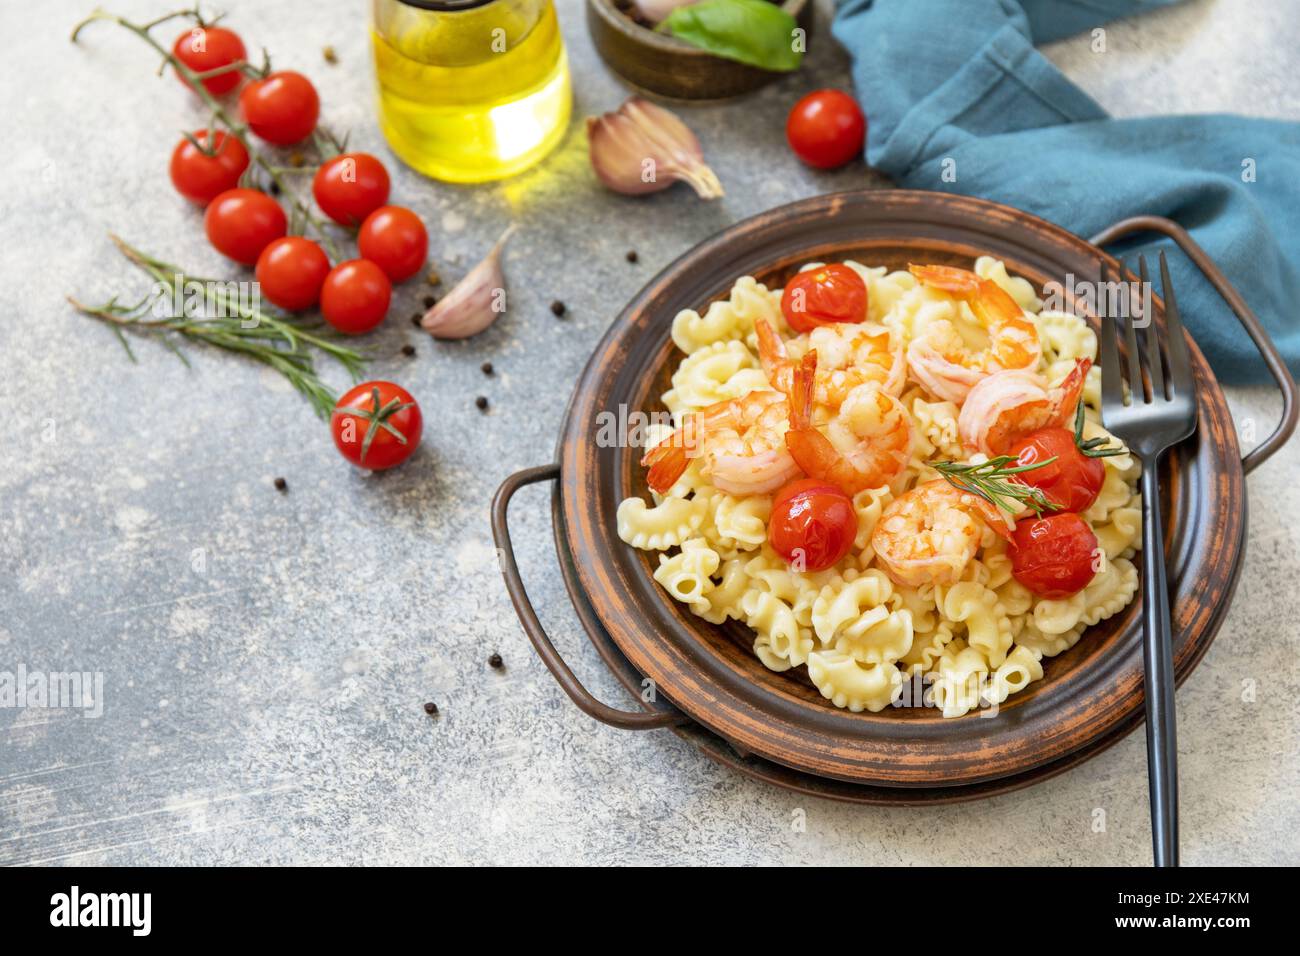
top-left (586, 0), bottom-right (814, 100)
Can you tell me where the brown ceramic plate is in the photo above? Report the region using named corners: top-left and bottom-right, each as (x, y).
top-left (557, 189), bottom-right (1250, 788)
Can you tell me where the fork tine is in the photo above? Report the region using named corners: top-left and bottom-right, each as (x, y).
top-left (1139, 254), bottom-right (1166, 400)
top-left (1121, 261), bottom-right (1146, 403)
top-left (1098, 260), bottom-right (1125, 410)
top-left (1158, 251), bottom-right (1195, 394)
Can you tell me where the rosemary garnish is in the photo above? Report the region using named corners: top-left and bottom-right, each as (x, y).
top-left (1073, 402), bottom-right (1124, 458)
top-left (68, 235), bottom-right (366, 418)
top-left (933, 456), bottom-right (1057, 516)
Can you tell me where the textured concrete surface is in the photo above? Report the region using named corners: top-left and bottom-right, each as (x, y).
top-left (1, 0), bottom-right (1296, 865)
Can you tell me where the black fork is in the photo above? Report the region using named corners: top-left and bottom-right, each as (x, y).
top-left (1097, 253), bottom-right (1198, 867)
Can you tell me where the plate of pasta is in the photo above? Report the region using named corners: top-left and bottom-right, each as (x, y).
top-left (502, 190), bottom-right (1256, 790)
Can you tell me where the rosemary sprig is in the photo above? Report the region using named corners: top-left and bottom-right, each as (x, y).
top-left (933, 456), bottom-right (1057, 516)
top-left (1073, 401), bottom-right (1124, 458)
top-left (68, 235), bottom-right (367, 418)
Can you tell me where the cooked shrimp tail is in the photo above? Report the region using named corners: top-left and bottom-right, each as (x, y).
top-left (641, 437), bottom-right (691, 494)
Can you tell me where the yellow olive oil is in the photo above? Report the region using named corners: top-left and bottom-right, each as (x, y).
top-left (372, 0), bottom-right (571, 183)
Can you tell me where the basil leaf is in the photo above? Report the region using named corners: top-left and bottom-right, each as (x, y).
top-left (661, 0), bottom-right (804, 73)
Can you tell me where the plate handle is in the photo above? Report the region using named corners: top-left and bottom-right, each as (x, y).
top-left (1090, 215), bottom-right (1298, 474)
top-left (491, 464), bottom-right (689, 730)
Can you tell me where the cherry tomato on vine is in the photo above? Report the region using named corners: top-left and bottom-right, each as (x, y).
top-left (169, 130), bottom-right (249, 205)
top-left (204, 188), bottom-right (287, 265)
top-left (172, 25), bottom-right (247, 96)
top-left (1009, 427), bottom-right (1106, 513)
top-left (768, 479), bottom-right (859, 572)
top-left (781, 263), bottom-right (867, 332)
top-left (786, 90), bottom-right (866, 170)
top-left (255, 237), bottom-right (330, 312)
top-left (331, 381), bottom-right (423, 471)
top-left (239, 71), bottom-right (320, 146)
top-left (1010, 512), bottom-right (1099, 599)
top-left (313, 153), bottom-right (391, 227)
top-left (357, 206), bottom-right (428, 283)
top-left (320, 259), bottom-right (391, 334)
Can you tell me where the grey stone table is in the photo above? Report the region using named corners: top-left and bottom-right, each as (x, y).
top-left (2, 0), bottom-right (1297, 865)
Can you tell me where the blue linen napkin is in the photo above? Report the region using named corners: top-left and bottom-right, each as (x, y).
top-left (831, 0), bottom-right (1300, 384)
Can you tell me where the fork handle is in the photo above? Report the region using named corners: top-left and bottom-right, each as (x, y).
top-left (1139, 461), bottom-right (1179, 867)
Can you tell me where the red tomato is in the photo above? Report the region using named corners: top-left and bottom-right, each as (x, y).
top-left (357, 206), bottom-right (429, 283)
top-left (1010, 427), bottom-right (1106, 513)
top-left (780, 263), bottom-right (867, 333)
top-left (255, 237), bottom-right (331, 312)
top-left (204, 188), bottom-right (287, 265)
top-left (331, 381), bottom-right (422, 470)
top-left (1010, 513), bottom-right (1099, 599)
top-left (169, 130), bottom-right (250, 205)
top-left (786, 90), bottom-right (866, 170)
top-left (320, 259), bottom-right (391, 334)
top-left (239, 71), bottom-right (320, 146)
top-left (313, 153), bottom-right (391, 226)
top-left (172, 25), bottom-right (247, 95)
top-left (768, 479), bottom-right (858, 572)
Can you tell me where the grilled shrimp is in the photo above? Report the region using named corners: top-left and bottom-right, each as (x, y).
top-left (783, 351), bottom-right (912, 496)
top-left (958, 358), bottom-right (1091, 456)
top-left (871, 479), bottom-right (1011, 587)
top-left (905, 264), bottom-right (1042, 404)
top-left (641, 390), bottom-right (801, 496)
top-left (755, 318), bottom-right (906, 407)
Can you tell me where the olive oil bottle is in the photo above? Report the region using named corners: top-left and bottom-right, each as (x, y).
top-left (371, 0), bottom-right (571, 183)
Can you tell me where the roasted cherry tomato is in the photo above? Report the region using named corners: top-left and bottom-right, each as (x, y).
top-left (169, 130), bottom-right (250, 205)
top-left (255, 237), bottom-right (331, 312)
top-left (786, 89), bottom-right (867, 170)
top-left (1010, 513), bottom-right (1099, 599)
top-left (320, 259), bottom-right (391, 334)
top-left (313, 153), bottom-right (391, 227)
top-left (768, 479), bottom-right (858, 572)
top-left (204, 188), bottom-right (287, 265)
top-left (331, 381), bottom-right (422, 470)
top-left (239, 71), bottom-right (320, 146)
top-left (357, 206), bottom-right (428, 283)
top-left (781, 263), bottom-right (867, 333)
top-left (1009, 426), bottom-right (1106, 513)
top-left (172, 25), bottom-right (247, 95)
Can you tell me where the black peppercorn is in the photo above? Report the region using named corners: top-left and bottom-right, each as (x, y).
top-left (423, 701), bottom-right (438, 715)
top-left (475, 396), bottom-right (489, 411)
top-left (480, 361), bottom-right (494, 375)
top-left (625, 250), bottom-right (638, 263)
top-left (550, 300), bottom-right (566, 317)
top-left (273, 477), bottom-right (287, 492)
top-left (488, 653), bottom-right (503, 670)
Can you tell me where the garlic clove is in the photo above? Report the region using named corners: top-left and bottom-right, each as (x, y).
top-left (630, 0), bottom-right (696, 24)
top-left (587, 97), bottom-right (724, 200)
top-left (420, 224), bottom-right (515, 339)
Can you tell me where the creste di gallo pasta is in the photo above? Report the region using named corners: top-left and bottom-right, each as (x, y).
top-left (617, 258), bottom-right (1142, 718)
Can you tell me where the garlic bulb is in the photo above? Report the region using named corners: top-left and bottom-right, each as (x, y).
top-left (631, 0), bottom-right (696, 23)
top-left (421, 225), bottom-right (515, 339)
top-left (586, 98), bottom-right (724, 200)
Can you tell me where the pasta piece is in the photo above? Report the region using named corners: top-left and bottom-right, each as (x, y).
top-left (931, 639), bottom-right (990, 718)
top-left (617, 495), bottom-right (708, 551)
top-left (1017, 620), bottom-right (1086, 658)
top-left (985, 644), bottom-right (1045, 706)
top-left (668, 339), bottom-right (765, 409)
top-left (898, 620), bottom-right (954, 676)
top-left (741, 589), bottom-right (814, 666)
top-left (714, 493), bottom-right (771, 550)
top-left (1093, 500), bottom-right (1142, 560)
top-left (1081, 558), bottom-right (1139, 626)
top-left (810, 569), bottom-right (894, 644)
top-left (806, 650), bottom-right (903, 713)
top-left (850, 484), bottom-right (892, 554)
top-left (939, 581), bottom-right (1013, 668)
top-left (700, 557), bottom-right (751, 625)
top-left (670, 276), bottom-right (783, 354)
top-left (652, 538), bottom-right (720, 615)
top-left (974, 255), bottom-right (1042, 312)
top-left (911, 397), bottom-right (964, 460)
top-left (1031, 587), bottom-right (1088, 636)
